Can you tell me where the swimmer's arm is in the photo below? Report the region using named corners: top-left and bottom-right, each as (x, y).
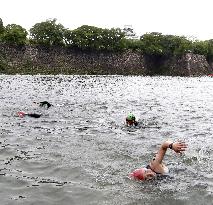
top-left (150, 141), bottom-right (187, 167)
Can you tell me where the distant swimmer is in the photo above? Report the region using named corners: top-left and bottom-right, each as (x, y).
top-left (126, 113), bottom-right (138, 126)
top-left (129, 140), bottom-right (187, 181)
top-left (33, 101), bottom-right (52, 109)
top-left (17, 111), bottom-right (42, 118)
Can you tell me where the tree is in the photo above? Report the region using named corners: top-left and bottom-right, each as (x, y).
top-left (140, 32), bottom-right (165, 56)
top-left (139, 32), bottom-right (192, 57)
top-left (0, 18), bottom-right (4, 34)
top-left (101, 28), bottom-right (126, 51)
top-left (63, 29), bottom-right (73, 46)
top-left (120, 38), bottom-right (142, 51)
top-left (68, 25), bottom-right (103, 50)
top-left (171, 36), bottom-right (192, 56)
top-left (206, 39), bottom-right (213, 61)
top-left (1, 24), bottom-right (27, 45)
top-left (29, 19), bottom-right (65, 46)
top-left (66, 25), bottom-right (126, 51)
top-left (192, 40), bottom-right (208, 56)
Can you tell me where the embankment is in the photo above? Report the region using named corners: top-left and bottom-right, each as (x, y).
top-left (0, 44), bottom-right (212, 75)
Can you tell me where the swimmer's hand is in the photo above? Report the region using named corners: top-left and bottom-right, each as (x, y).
top-left (172, 142), bottom-right (187, 153)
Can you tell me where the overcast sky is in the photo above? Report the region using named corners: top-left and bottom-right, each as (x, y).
top-left (1, 0), bottom-right (213, 40)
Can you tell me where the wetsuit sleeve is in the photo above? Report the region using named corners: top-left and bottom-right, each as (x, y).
top-left (27, 113), bottom-right (41, 118)
top-left (40, 101), bottom-right (52, 108)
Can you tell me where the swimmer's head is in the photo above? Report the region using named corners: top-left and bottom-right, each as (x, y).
top-left (126, 113), bottom-right (137, 126)
top-left (17, 111), bottom-right (25, 118)
top-left (126, 113), bottom-right (135, 121)
top-left (129, 167), bottom-right (156, 181)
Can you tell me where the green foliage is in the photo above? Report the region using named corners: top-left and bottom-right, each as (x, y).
top-left (123, 39), bottom-right (143, 51)
top-left (171, 36), bottom-right (192, 56)
top-left (0, 18), bottom-right (4, 35)
top-left (192, 39), bottom-right (213, 61)
top-left (29, 19), bottom-right (65, 46)
top-left (67, 25), bottom-right (125, 51)
top-left (140, 32), bottom-right (164, 56)
top-left (101, 28), bottom-right (126, 51)
top-left (206, 39), bottom-right (213, 61)
top-left (1, 17), bottom-right (213, 64)
top-left (1, 24), bottom-right (27, 45)
top-left (192, 40), bottom-right (208, 56)
top-left (63, 29), bottom-right (73, 46)
top-left (139, 32), bottom-right (192, 57)
top-left (68, 25), bottom-right (103, 50)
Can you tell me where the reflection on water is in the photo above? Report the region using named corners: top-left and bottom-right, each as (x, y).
top-left (0, 75), bottom-right (213, 205)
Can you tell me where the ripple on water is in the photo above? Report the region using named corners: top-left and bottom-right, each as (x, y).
top-left (0, 75), bottom-right (213, 204)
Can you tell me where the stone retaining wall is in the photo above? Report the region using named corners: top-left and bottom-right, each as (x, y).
top-left (0, 44), bottom-right (212, 75)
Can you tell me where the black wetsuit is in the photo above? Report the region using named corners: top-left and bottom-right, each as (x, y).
top-left (134, 121), bottom-right (138, 126)
top-left (26, 113), bottom-right (42, 118)
top-left (146, 164), bottom-right (161, 175)
top-left (39, 101), bottom-right (52, 109)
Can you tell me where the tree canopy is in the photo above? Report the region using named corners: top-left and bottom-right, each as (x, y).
top-left (60, 25), bottom-right (125, 51)
top-left (0, 18), bottom-right (4, 34)
top-left (0, 18), bottom-right (213, 59)
top-left (29, 19), bottom-right (65, 46)
top-left (137, 32), bottom-right (192, 57)
top-left (1, 24), bottom-right (27, 45)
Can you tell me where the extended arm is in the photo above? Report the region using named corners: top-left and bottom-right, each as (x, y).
top-left (150, 140), bottom-right (187, 170)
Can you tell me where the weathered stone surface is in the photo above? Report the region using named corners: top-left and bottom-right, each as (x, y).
top-left (0, 44), bottom-right (212, 75)
top-left (164, 53), bottom-right (211, 76)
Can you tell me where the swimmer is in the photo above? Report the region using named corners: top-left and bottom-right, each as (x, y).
top-left (33, 101), bottom-right (52, 109)
top-left (126, 113), bottom-right (138, 126)
top-left (17, 111), bottom-right (42, 118)
top-left (129, 140), bottom-right (187, 181)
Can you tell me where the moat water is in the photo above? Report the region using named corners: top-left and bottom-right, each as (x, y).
top-left (0, 75), bottom-right (213, 205)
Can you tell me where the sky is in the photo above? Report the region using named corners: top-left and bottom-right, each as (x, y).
top-left (1, 0), bottom-right (213, 41)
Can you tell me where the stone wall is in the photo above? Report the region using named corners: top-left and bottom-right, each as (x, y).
top-left (0, 44), bottom-right (212, 75)
top-left (163, 53), bottom-right (212, 76)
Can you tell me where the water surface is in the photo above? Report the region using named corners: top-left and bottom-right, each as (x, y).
top-left (0, 75), bottom-right (213, 205)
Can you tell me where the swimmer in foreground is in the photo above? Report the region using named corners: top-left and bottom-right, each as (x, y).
top-left (129, 140), bottom-right (187, 181)
top-left (33, 101), bottom-right (52, 109)
top-left (17, 111), bottom-right (42, 118)
top-left (126, 113), bottom-right (138, 126)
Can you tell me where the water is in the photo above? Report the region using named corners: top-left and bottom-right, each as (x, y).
top-left (0, 75), bottom-right (213, 205)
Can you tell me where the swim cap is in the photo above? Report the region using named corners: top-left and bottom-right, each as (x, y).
top-left (129, 168), bottom-right (147, 181)
top-left (126, 113), bottom-right (135, 121)
top-left (17, 111), bottom-right (25, 118)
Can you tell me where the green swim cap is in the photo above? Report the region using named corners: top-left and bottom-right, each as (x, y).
top-left (126, 113), bottom-right (135, 121)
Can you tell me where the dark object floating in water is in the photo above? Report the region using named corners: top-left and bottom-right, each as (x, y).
top-left (17, 112), bottom-right (41, 118)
